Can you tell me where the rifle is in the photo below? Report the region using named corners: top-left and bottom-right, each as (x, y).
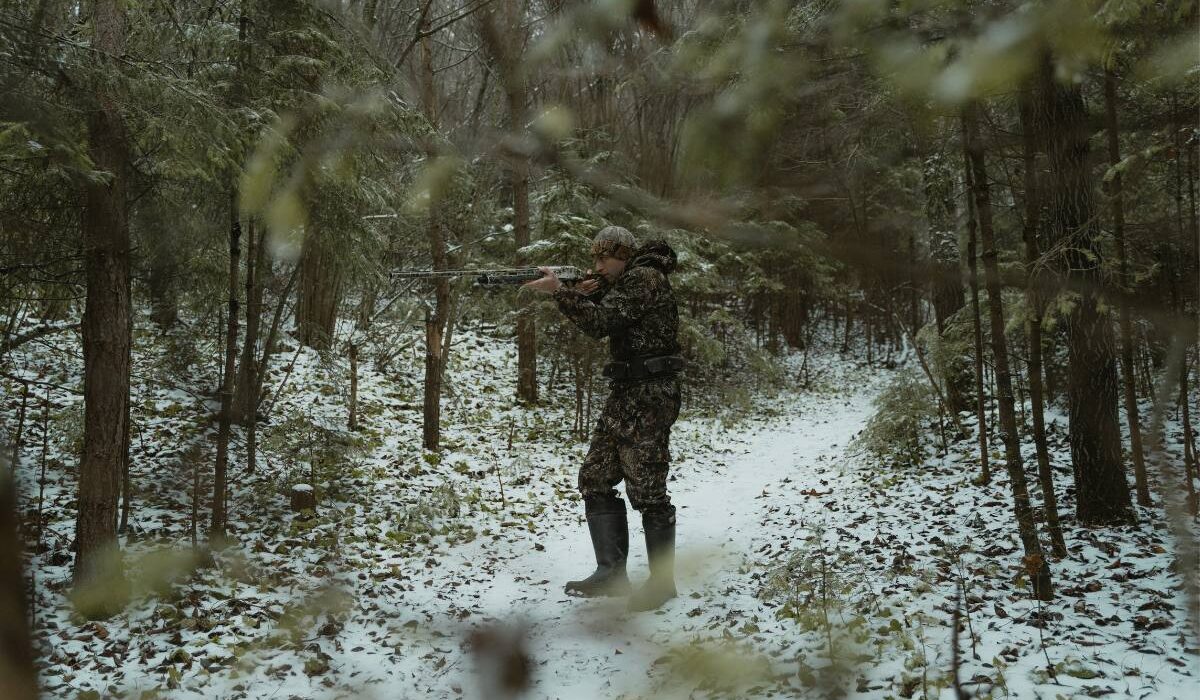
top-left (392, 266), bottom-right (593, 287)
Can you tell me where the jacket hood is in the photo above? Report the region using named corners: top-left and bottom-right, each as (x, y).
top-left (628, 240), bottom-right (677, 275)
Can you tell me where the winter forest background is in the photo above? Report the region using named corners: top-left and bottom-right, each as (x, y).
top-left (1, 0), bottom-right (1198, 698)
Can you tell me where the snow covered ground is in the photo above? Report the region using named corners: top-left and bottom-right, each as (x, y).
top-left (4, 317), bottom-right (1198, 698)
top-left (319, 355), bottom-right (882, 700)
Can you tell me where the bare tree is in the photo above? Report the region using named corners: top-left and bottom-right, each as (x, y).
top-left (420, 11), bottom-right (452, 451)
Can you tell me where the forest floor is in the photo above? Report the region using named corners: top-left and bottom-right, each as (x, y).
top-left (4, 317), bottom-right (1198, 699)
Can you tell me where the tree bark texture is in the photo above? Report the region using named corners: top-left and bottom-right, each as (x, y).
top-left (295, 227), bottom-right (342, 352)
top-left (1017, 83), bottom-right (1067, 557)
top-left (964, 104), bottom-right (1052, 600)
top-left (1037, 58), bottom-right (1133, 526)
top-left (420, 27), bottom-right (451, 451)
top-left (75, 0), bottom-right (131, 593)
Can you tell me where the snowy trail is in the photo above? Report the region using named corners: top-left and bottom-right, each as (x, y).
top-left (351, 382), bottom-right (879, 699)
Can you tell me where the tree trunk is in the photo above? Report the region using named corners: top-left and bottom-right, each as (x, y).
top-left (212, 8), bottom-right (251, 536)
top-left (841, 296), bottom-right (852, 353)
top-left (9, 383), bottom-right (27, 473)
top-left (513, 150), bottom-right (537, 402)
top-left (254, 265), bottom-right (300, 410)
top-left (1180, 354), bottom-right (1198, 513)
top-left (295, 228), bottom-right (342, 352)
top-left (907, 229), bottom-right (919, 340)
top-left (356, 285), bottom-right (377, 332)
top-left (482, 1), bottom-right (539, 403)
top-left (235, 222), bottom-right (265, 426)
top-left (233, 8), bottom-right (262, 426)
top-left (243, 223), bottom-right (263, 475)
top-left (1173, 100), bottom-right (1198, 512)
top-left (74, 0), bottom-right (130, 602)
top-left (923, 150), bottom-right (970, 415)
top-left (1037, 57), bottom-right (1133, 526)
top-left (146, 235), bottom-right (179, 331)
top-left (963, 140), bottom-right (990, 484)
top-left (0, 470), bottom-right (37, 700)
top-left (212, 190), bottom-right (241, 540)
top-left (118, 385), bottom-right (131, 534)
top-left (348, 341), bottom-right (359, 431)
top-left (420, 24), bottom-right (450, 452)
top-left (964, 103), bottom-right (1052, 600)
top-left (1103, 68), bottom-right (1151, 507)
top-left (1017, 84), bottom-right (1067, 557)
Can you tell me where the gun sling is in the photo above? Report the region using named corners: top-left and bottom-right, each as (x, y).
top-left (602, 355), bottom-right (685, 381)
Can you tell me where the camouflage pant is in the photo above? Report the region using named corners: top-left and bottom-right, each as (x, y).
top-left (579, 376), bottom-right (681, 513)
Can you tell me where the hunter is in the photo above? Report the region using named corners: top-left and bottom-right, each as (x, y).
top-left (524, 226), bottom-right (683, 612)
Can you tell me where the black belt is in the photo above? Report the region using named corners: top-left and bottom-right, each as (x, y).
top-left (602, 355), bottom-right (684, 381)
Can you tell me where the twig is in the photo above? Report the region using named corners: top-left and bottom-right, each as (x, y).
top-left (1034, 594), bottom-right (1056, 682)
top-left (494, 465), bottom-right (506, 509)
top-left (0, 371), bottom-right (79, 395)
top-left (952, 581), bottom-right (968, 699)
top-left (10, 381), bottom-right (28, 472)
top-left (36, 386), bottom-right (49, 550)
top-left (955, 553), bottom-right (979, 660)
top-left (262, 342), bottom-right (305, 423)
top-left (0, 322), bottom-right (79, 356)
top-left (190, 445), bottom-right (201, 551)
top-left (866, 298), bottom-right (966, 437)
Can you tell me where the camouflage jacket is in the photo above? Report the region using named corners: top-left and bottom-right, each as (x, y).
top-left (553, 241), bottom-right (680, 363)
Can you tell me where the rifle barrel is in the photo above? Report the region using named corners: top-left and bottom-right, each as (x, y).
top-left (391, 266), bottom-right (584, 286)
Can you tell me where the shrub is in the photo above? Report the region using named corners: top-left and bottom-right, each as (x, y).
top-left (855, 368), bottom-right (936, 466)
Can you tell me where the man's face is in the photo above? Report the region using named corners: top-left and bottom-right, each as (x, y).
top-left (592, 255), bottom-right (627, 281)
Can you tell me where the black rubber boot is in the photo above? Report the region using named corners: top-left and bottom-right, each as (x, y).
top-left (628, 512), bottom-right (677, 612)
top-left (564, 498), bottom-right (631, 597)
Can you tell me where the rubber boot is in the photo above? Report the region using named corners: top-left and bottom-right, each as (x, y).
top-left (564, 498), bottom-right (631, 597)
top-left (628, 515), bottom-right (677, 612)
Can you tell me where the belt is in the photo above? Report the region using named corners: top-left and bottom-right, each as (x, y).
top-left (602, 355), bottom-right (685, 381)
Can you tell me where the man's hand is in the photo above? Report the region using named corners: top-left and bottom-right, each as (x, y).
top-left (522, 266), bottom-right (562, 293)
top-left (577, 278), bottom-right (601, 295)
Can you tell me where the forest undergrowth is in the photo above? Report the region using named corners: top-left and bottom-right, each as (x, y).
top-left (2, 304), bottom-right (802, 698)
top-left (2, 311), bottom-right (1197, 699)
top-left (752, 365), bottom-right (1199, 699)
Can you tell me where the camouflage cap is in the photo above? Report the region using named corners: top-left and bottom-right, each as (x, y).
top-left (591, 225), bottom-right (637, 261)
